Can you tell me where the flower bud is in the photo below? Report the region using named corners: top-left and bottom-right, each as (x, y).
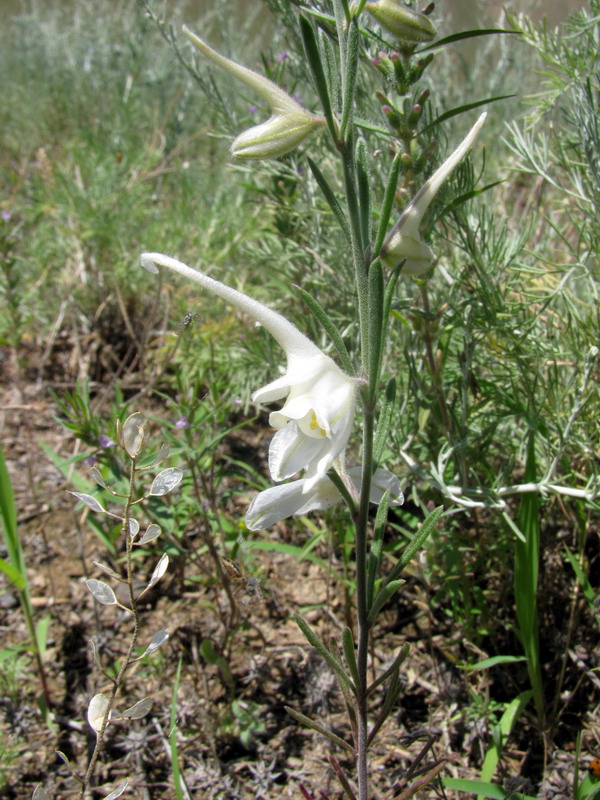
top-left (365, 1), bottom-right (436, 44)
top-left (382, 113), bottom-right (487, 276)
top-left (183, 26), bottom-right (324, 160)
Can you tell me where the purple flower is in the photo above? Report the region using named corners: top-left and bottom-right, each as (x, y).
top-left (277, 51), bottom-right (288, 63)
top-left (84, 454), bottom-right (98, 467)
top-left (98, 434), bottom-right (116, 449)
top-left (248, 104), bottom-right (258, 115)
top-left (175, 415), bottom-right (190, 429)
top-left (1, 210), bottom-right (10, 222)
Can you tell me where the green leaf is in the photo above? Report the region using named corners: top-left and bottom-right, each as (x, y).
top-left (293, 284), bottom-right (354, 375)
top-left (374, 152), bottom-right (403, 256)
top-left (385, 506), bottom-right (443, 585)
top-left (444, 778), bottom-right (535, 800)
top-left (373, 378), bottom-right (397, 467)
top-left (465, 655), bottom-right (527, 670)
top-left (0, 557), bottom-right (26, 591)
top-left (367, 259), bottom-right (384, 397)
top-left (341, 627), bottom-right (360, 689)
top-left (285, 706), bottom-right (355, 753)
top-left (367, 579), bottom-right (404, 625)
top-left (367, 490), bottom-right (391, 609)
top-left (478, 691), bottom-right (532, 797)
top-left (306, 158), bottom-right (351, 244)
top-left (300, 15), bottom-right (336, 138)
top-left (356, 136), bottom-right (372, 251)
top-left (340, 17), bottom-right (359, 141)
top-left (294, 614), bottom-right (356, 695)
top-left (418, 28), bottom-right (520, 52)
top-left (420, 95), bottom-right (515, 134)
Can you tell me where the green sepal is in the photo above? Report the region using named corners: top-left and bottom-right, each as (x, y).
top-left (292, 284), bottom-right (355, 375)
top-left (341, 627), bottom-right (361, 690)
top-left (307, 157), bottom-right (352, 245)
top-left (373, 377), bottom-right (396, 466)
top-left (366, 489), bottom-right (391, 608)
top-left (374, 151), bottom-right (403, 256)
top-left (285, 706), bottom-right (355, 753)
top-left (367, 258), bottom-right (384, 398)
top-left (299, 15), bottom-right (337, 140)
top-left (294, 614), bottom-right (357, 695)
top-left (367, 578), bottom-right (404, 625)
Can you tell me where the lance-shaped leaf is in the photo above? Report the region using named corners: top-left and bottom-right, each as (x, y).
top-left (93, 561), bottom-right (122, 581)
top-left (367, 579), bottom-right (405, 625)
top-left (285, 706), bottom-right (355, 753)
top-left (294, 614), bottom-right (356, 695)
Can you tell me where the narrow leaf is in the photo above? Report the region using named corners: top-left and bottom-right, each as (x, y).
top-left (285, 706), bottom-right (355, 753)
top-left (356, 136), bottom-right (372, 250)
top-left (421, 95), bottom-right (514, 134)
top-left (294, 614), bottom-right (356, 695)
top-left (300, 14), bottom-right (335, 136)
top-left (307, 158), bottom-right (351, 244)
top-left (367, 579), bottom-right (404, 625)
top-left (70, 492), bottom-right (106, 514)
top-left (293, 284), bottom-right (354, 374)
top-left (86, 579), bottom-right (117, 606)
top-left (150, 468), bottom-right (183, 496)
top-left (373, 378), bottom-right (396, 466)
top-left (385, 505), bottom-right (443, 585)
top-left (418, 28), bottom-right (519, 52)
top-left (341, 627), bottom-right (360, 690)
top-left (374, 152), bottom-right (403, 256)
top-left (367, 259), bottom-right (384, 397)
top-left (367, 642), bottom-right (410, 695)
top-left (367, 490), bottom-right (391, 609)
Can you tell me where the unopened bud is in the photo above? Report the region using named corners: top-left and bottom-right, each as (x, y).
top-left (407, 103), bottom-right (422, 126)
top-left (365, 0), bottom-right (436, 44)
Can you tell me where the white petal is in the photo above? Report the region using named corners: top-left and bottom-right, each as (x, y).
top-left (245, 480), bottom-right (307, 530)
top-left (268, 423), bottom-right (325, 481)
top-left (347, 467), bottom-right (404, 505)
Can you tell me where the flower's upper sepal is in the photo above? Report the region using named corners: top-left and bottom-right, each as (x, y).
top-left (245, 466), bottom-right (403, 531)
top-left (381, 112), bottom-right (487, 275)
top-left (183, 26), bottom-right (324, 160)
top-left (140, 253), bottom-right (357, 485)
top-left (365, 0), bottom-right (436, 44)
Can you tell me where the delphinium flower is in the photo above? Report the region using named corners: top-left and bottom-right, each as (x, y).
top-left (183, 26), bottom-right (325, 159)
top-left (141, 254), bottom-right (357, 490)
top-left (381, 112), bottom-right (487, 275)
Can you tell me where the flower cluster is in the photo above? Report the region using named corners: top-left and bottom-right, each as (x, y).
top-left (140, 254), bottom-right (402, 529)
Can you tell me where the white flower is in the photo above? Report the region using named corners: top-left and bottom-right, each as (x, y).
top-left (381, 112), bottom-right (487, 275)
top-left (183, 26), bottom-right (324, 159)
top-left (141, 253), bottom-right (357, 487)
top-left (245, 465), bottom-right (403, 531)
